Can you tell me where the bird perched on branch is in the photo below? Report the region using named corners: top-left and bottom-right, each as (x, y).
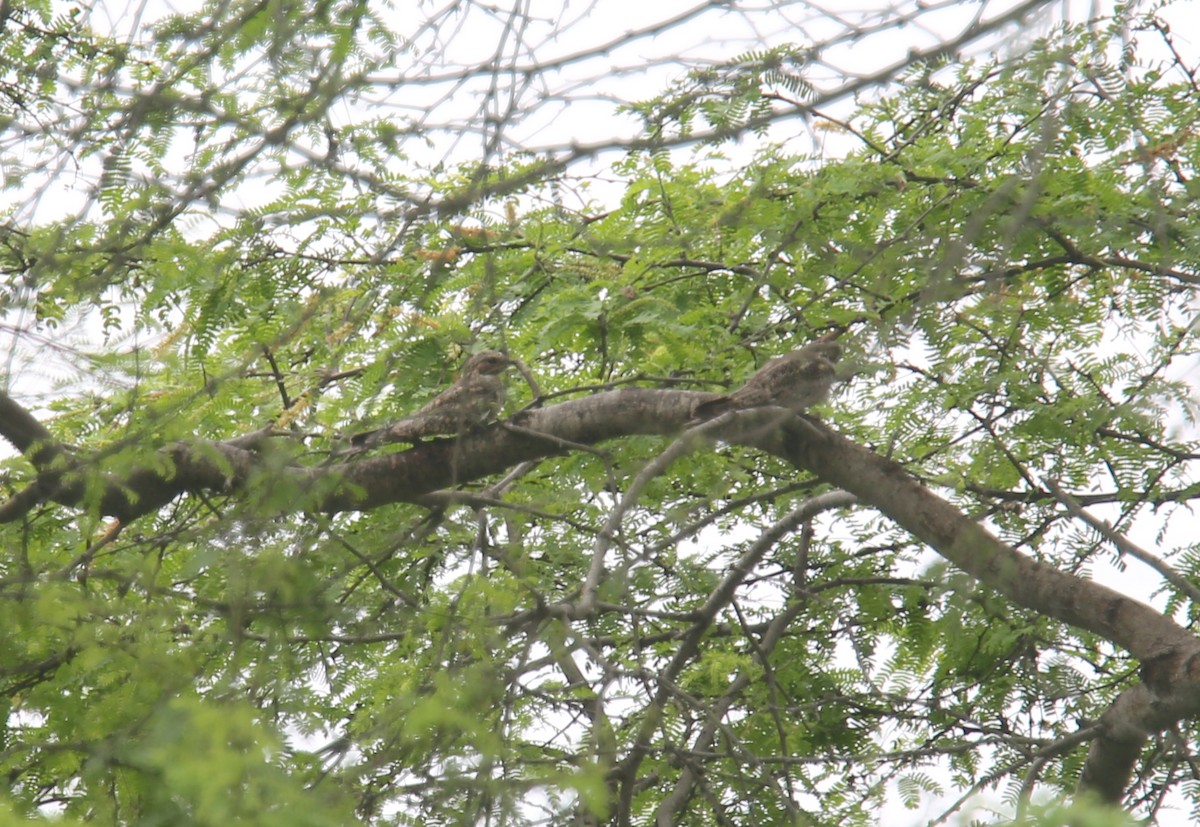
top-left (692, 340), bottom-right (842, 421)
top-left (345, 350), bottom-right (513, 451)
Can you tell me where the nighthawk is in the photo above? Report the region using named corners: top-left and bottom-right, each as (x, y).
top-left (345, 350), bottom-right (513, 451)
top-left (692, 341), bottom-right (842, 420)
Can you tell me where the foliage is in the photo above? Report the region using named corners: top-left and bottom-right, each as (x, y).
top-left (1, 0), bottom-right (1198, 825)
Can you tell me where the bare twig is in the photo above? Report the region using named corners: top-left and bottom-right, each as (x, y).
top-left (1044, 477), bottom-right (1200, 605)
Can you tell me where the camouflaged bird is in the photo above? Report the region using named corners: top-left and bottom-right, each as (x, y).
top-left (347, 350), bottom-right (513, 450)
top-left (692, 341), bottom-right (842, 421)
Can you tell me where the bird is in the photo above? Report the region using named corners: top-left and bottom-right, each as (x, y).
top-left (691, 340), bottom-right (842, 421)
top-left (344, 350), bottom-right (513, 451)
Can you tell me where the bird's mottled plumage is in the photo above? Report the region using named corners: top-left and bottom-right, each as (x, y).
top-left (693, 341), bottom-right (842, 420)
top-left (349, 350), bottom-right (512, 449)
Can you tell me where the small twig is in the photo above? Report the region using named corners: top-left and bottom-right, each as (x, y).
top-left (514, 375), bottom-right (718, 414)
top-left (500, 422), bottom-right (622, 500)
top-left (508, 355), bottom-right (541, 400)
top-left (484, 459), bottom-right (540, 497)
top-left (417, 488), bottom-right (598, 538)
top-left (500, 421), bottom-right (610, 459)
top-left (222, 426), bottom-right (292, 450)
top-left (931, 722), bottom-right (1102, 826)
top-left (57, 519), bottom-right (123, 580)
top-left (1044, 477), bottom-right (1200, 605)
top-left (261, 345), bottom-right (292, 410)
top-left (579, 416), bottom-right (738, 615)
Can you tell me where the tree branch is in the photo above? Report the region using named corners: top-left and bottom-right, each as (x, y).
top-left (4, 385), bottom-right (1198, 802)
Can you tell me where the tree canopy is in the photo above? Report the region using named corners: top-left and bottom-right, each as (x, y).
top-left (1, 0), bottom-right (1199, 824)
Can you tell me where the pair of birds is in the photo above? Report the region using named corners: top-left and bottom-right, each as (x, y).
top-left (347, 340), bottom-right (842, 450)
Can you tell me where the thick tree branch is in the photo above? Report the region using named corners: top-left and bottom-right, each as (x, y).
top-left (0, 390), bottom-right (73, 470)
top-left (4, 386), bottom-right (1198, 802)
top-left (764, 416), bottom-right (1200, 802)
top-left (0, 388), bottom-right (702, 522)
top-left (2, 388), bottom-right (1193, 657)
